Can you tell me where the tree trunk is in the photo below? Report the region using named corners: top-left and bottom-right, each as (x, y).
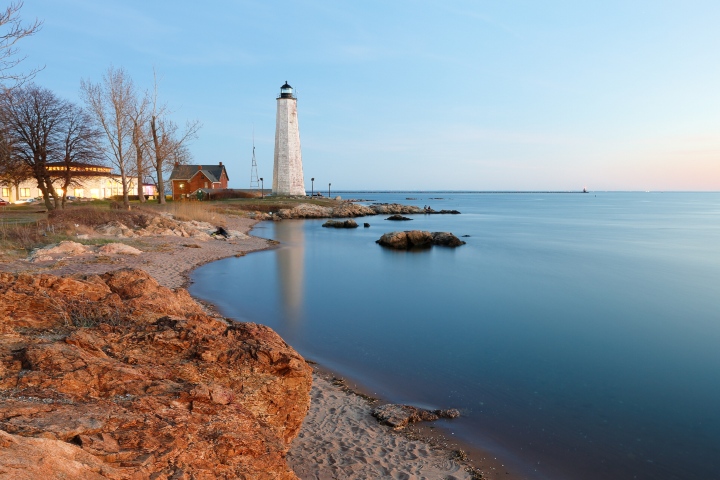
top-left (134, 120), bottom-right (145, 203)
top-left (120, 171), bottom-right (130, 209)
top-left (151, 116), bottom-right (166, 204)
top-left (34, 174), bottom-right (53, 210)
top-left (137, 173), bottom-right (145, 202)
top-left (155, 161), bottom-right (165, 204)
top-left (60, 167), bottom-right (71, 209)
top-left (44, 175), bottom-right (61, 210)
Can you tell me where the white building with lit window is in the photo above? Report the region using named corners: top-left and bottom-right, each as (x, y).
top-left (0, 162), bottom-right (156, 202)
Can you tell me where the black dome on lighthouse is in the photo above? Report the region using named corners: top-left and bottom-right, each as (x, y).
top-left (279, 81), bottom-right (294, 98)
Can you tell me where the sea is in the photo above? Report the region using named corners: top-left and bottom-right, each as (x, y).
top-left (189, 191), bottom-right (720, 480)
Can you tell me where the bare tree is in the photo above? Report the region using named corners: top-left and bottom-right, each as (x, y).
top-left (0, 84), bottom-right (67, 209)
top-left (149, 71), bottom-right (200, 204)
top-left (57, 103), bottom-right (102, 207)
top-left (130, 93), bottom-right (150, 202)
top-left (0, 1), bottom-right (42, 88)
top-left (81, 67), bottom-right (137, 209)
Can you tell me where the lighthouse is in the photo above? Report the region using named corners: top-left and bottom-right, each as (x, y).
top-left (272, 81), bottom-right (306, 196)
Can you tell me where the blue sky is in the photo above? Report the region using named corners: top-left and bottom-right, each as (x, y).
top-left (16, 0), bottom-right (720, 191)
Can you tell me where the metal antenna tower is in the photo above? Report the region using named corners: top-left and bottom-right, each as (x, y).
top-left (250, 128), bottom-right (260, 190)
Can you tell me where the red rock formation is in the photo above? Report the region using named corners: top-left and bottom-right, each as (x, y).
top-left (0, 268), bottom-right (312, 479)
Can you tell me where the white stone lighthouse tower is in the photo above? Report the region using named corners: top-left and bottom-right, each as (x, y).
top-left (272, 81), bottom-right (305, 196)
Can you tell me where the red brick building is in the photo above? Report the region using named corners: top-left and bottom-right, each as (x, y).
top-left (168, 163), bottom-right (229, 200)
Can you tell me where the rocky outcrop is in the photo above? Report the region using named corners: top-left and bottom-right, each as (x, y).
top-left (276, 203), bottom-right (333, 219)
top-left (376, 231), bottom-right (466, 249)
top-left (0, 268), bottom-right (312, 479)
top-left (270, 202), bottom-right (453, 220)
top-left (94, 216), bottom-right (248, 241)
top-left (385, 215), bottom-right (412, 221)
top-left (322, 219), bottom-right (359, 229)
top-left (330, 203), bottom-right (376, 218)
top-left (29, 241), bottom-right (91, 262)
top-left (369, 204), bottom-right (423, 215)
top-left (95, 221), bottom-right (135, 237)
top-left (28, 241), bottom-right (143, 264)
top-left (371, 404), bottom-right (460, 430)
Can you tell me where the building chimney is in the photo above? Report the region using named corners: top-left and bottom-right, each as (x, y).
top-left (198, 165), bottom-right (202, 170)
top-left (174, 162), bottom-right (179, 167)
top-left (219, 161), bottom-right (223, 166)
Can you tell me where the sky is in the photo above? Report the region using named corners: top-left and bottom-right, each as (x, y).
top-left (13, 0), bottom-right (720, 191)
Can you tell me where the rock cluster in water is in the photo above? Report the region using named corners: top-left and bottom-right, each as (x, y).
top-left (0, 268), bottom-right (311, 479)
top-left (322, 219), bottom-right (359, 229)
top-left (376, 231), bottom-right (466, 249)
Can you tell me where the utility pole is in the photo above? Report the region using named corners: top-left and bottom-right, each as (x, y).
top-left (250, 128), bottom-right (260, 190)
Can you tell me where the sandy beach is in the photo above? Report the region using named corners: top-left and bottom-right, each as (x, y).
top-left (0, 211), bottom-right (512, 479)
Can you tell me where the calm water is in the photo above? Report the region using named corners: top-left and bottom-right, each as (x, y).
top-left (190, 192), bottom-right (720, 480)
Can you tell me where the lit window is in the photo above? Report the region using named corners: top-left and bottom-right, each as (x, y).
top-left (20, 188), bottom-right (30, 197)
top-left (179, 183), bottom-right (185, 189)
top-left (1, 188), bottom-right (8, 196)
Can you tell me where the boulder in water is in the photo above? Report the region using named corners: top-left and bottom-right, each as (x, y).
top-left (322, 219), bottom-right (359, 229)
top-left (376, 231), bottom-right (465, 249)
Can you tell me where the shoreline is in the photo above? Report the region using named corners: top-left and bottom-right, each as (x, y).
top-left (188, 217), bottom-right (525, 479)
top-left (1, 210), bottom-right (523, 479)
top-left (300, 363), bottom-right (520, 480)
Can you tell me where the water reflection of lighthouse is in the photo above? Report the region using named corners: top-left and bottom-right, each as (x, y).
top-left (274, 221), bottom-right (305, 325)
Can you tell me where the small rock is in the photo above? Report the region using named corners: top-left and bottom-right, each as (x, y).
top-left (98, 243), bottom-right (142, 255)
top-left (363, 223), bottom-right (370, 228)
top-left (427, 209), bottom-right (461, 215)
top-left (29, 241), bottom-right (90, 262)
top-left (431, 232), bottom-right (466, 247)
top-left (371, 404), bottom-right (461, 429)
top-left (385, 215), bottom-right (412, 221)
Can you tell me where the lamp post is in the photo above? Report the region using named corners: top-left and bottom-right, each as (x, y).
top-left (328, 183), bottom-right (331, 198)
top-left (311, 177), bottom-right (314, 197)
top-left (259, 178), bottom-right (264, 199)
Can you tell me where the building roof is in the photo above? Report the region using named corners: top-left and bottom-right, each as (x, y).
top-left (169, 164), bottom-right (229, 183)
